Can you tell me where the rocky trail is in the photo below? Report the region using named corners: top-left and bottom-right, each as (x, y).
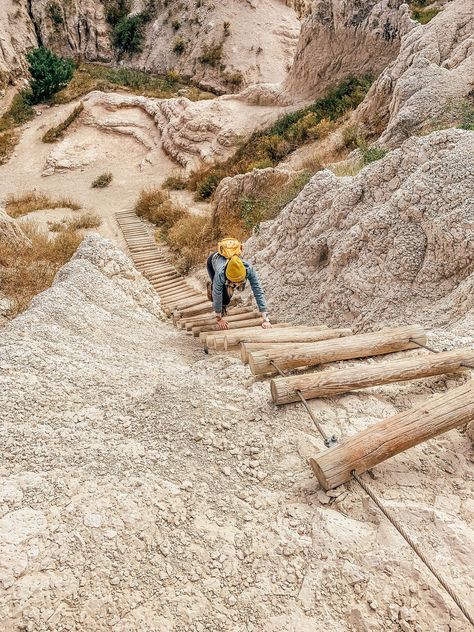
top-left (1, 222), bottom-right (473, 631)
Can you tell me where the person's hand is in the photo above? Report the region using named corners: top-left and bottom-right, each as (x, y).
top-left (262, 320), bottom-right (272, 329)
top-left (216, 318), bottom-right (229, 330)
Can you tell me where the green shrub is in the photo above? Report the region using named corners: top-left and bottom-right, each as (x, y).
top-left (411, 6), bottom-right (440, 23)
top-left (91, 172), bottom-right (113, 188)
top-left (47, 1), bottom-right (63, 25)
top-left (198, 41), bottom-right (224, 67)
top-left (173, 38), bottom-right (186, 54)
top-left (172, 19), bottom-right (181, 30)
top-left (26, 47), bottom-right (74, 103)
top-left (358, 142), bottom-right (387, 164)
top-left (195, 173), bottom-right (221, 200)
top-left (42, 102), bottom-right (84, 142)
top-left (223, 70), bottom-right (243, 89)
top-left (104, 0), bottom-right (130, 26)
top-left (112, 14), bottom-right (147, 54)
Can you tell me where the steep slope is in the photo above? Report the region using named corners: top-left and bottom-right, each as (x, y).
top-left (354, 0), bottom-right (474, 145)
top-left (27, 0), bottom-right (301, 92)
top-left (245, 129), bottom-right (474, 331)
top-left (0, 0), bottom-right (37, 89)
top-left (283, 0), bottom-right (413, 103)
top-left (1, 235), bottom-right (472, 631)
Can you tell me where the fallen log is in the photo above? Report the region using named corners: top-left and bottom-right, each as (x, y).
top-left (222, 325), bottom-right (330, 350)
top-left (240, 328), bottom-right (353, 362)
top-left (309, 379), bottom-right (474, 490)
top-left (248, 325), bottom-right (426, 376)
top-left (192, 316), bottom-right (265, 336)
top-left (271, 348), bottom-right (474, 404)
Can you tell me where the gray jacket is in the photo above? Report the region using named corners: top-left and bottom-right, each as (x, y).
top-left (211, 253), bottom-right (267, 315)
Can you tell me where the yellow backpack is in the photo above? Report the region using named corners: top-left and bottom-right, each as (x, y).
top-left (218, 237), bottom-right (242, 259)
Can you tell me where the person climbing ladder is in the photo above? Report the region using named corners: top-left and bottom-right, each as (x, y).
top-left (206, 238), bottom-right (272, 331)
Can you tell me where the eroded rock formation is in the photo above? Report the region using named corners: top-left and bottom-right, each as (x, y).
top-left (283, 0), bottom-right (413, 103)
top-left (245, 129), bottom-right (474, 332)
top-left (353, 0), bottom-right (474, 146)
top-left (0, 0), bottom-right (37, 89)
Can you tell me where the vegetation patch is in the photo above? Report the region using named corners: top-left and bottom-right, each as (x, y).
top-left (0, 92), bottom-right (35, 164)
top-left (67, 211), bottom-right (102, 230)
top-left (0, 222), bottom-right (83, 318)
top-left (27, 47), bottom-right (74, 104)
top-left (47, 1), bottom-right (64, 26)
top-left (135, 188), bottom-right (212, 272)
top-left (198, 41), bottom-right (224, 67)
top-left (104, 0), bottom-right (157, 56)
top-left (410, 0), bottom-right (440, 24)
top-left (162, 174), bottom-right (187, 190)
top-left (173, 38), bottom-right (186, 55)
top-left (92, 172), bottom-right (113, 188)
top-left (188, 77), bottom-right (372, 200)
top-left (42, 102), bottom-right (84, 142)
top-left (54, 63), bottom-right (213, 103)
top-left (216, 171), bottom-right (312, 240)
top-left (5, 191), bottom-right (81, 218)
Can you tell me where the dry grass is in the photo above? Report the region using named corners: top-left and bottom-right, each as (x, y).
top-left (66, 212), bottom-right (102, 230)
top-left (330, 159), bottom-right (364, 177)
top-left (54, 63), bottom-right (214, 104)
top-left (42, 102), bottom-right (84, 143)
top-left (167, 214), bottom-right (212, 272)
top-left (5, 191), bottom-right (81, 218)
top-left (135, 188), bottom-right (186, 233)
top-left (92, 172), bottom-right (113, 188)
top-left (0, 222), bottom-right (83, 318)
top-left (0, 129), bottom-right (19, 165)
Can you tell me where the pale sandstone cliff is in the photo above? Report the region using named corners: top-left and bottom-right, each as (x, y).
top-left (0, 0), bottom-right (37, 89)
top-left (27, 0), bottom-right (301, 92)
top-left (245, 129), bottom-right (474, 332)
top-left (283, 0), bottom-right (413, 104)
top-left (353, 0), bottom-right (474, 145)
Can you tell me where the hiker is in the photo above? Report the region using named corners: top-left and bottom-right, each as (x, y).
top-left (206, 238), bottom-right (272, 330)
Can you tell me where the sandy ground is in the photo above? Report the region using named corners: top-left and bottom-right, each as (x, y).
top-left (0, 96), bottom-right (189, 246)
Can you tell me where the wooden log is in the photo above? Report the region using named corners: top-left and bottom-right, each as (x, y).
top-left (309, 379), bottom-right (474, 490)
top-left (191, 316), bottom-right (264, 337)
top-left (153, 277), bottom-right (184, 289)
top-left (178, 305), bottom-right (213, 319)
top-left (186, 311), bottom-right (259, 332)
top-left (240, 329), bottom-right (353, 362)
top-left (271, 348), bottom-right (474, 404)
top-left (177, 307), bottom-right (250, 328)
top-left (154, 280), bottom-right (187, 292)
top-left (165, 298), bottom-right (210, 316)
top-left (222, 325), bottom-right (329, 350)
top-left (248, 325), bottom-right (427, 376)
top-left (203, 324), bottom-right (291, 350)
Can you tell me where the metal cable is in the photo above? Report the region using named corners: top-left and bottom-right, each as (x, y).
top-left (409, 338), bottom-right (474, 369)
top-left (269, 361), bottom-right (474, 626)
top-left (352, 471), bottom-right (474, 627)
top-left (270, 360), bottom-right (334, 445)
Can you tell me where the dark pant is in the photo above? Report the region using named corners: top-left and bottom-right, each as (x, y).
top-left (207, 253), bottom-right (231, 310)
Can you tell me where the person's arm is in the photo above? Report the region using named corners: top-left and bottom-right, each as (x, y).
top-left (247, 265), bottom-right (272, 328)
top-left (212, 271), bottom-right (229, 329)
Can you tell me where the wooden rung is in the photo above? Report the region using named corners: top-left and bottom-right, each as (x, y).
top-left (186, 311), bottom-right (258, 333)
top-left (271, 347), bottom-right (474, 404)
top-left (223, 325), bottom-right (330, 349)
top-left (203, 324), bottom-right (290, 350)
top-left (248, 325), bottom-right (427, 376)
top-left (309, 379), bottom-right (474, 490)
top-left (241, 329), bottom-right (352, 363)
top-left (191, 316), bottom-right (263, 337)
top-left (178, 304), bottom-right (214, 319)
